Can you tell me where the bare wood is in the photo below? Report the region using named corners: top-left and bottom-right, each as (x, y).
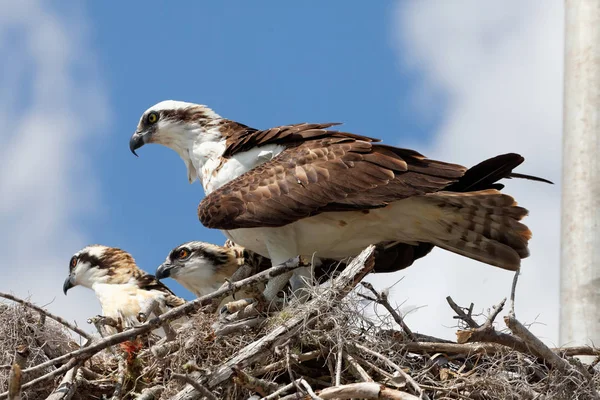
top-left (136, 386), bottom-right (164, 400)
top-left (170, 374), bottom-right (217, 400)
top-left (335, 335), bottom-right (343, 386)
top-left (111, 356), bottom-right (126, 400)
top-left (213, 316), bottom-right (265, 337)
top-left (353, 343), bottom-right (424, 399)
top-left (231, 366), bottom-right (278, 397)
top-left (343, 352), bottom-right (373, 382)
top-left (402, 341), bottom-right (600, 357)
top-left (5, 358), bottom-right (79, 400)
top-left (361, 282), bottom-right (416, 341)
top-left (252, 350), bottom-right (321, 376)
top-left (171, 246), bottom-right (376, 400)
top-left (299, 379), bottom-right (323, 400)
top-left (451, 298), bottom-right (533, 356)
top-left (150, 340), bottom-right (180, 359)
top-left (446, 297), bottom-right (479, 328)
top-left (317, 382), bottom-right (419, 400)
top-left (0, 292), bottom-right (90, 340)
top-left (13, 258), bottom-right (304, 388)
top-left (45, 365), bottom-right (80, 400)
top-left (261, 380), bottom-right (300, 400)
top-left (8, 345), bottom-right (29, 400)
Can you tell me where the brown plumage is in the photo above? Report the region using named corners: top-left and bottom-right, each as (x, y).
top-left (197, 123), bottom-right (549, 271)
top-left (64, 245), bottom-right (185, 332)
top-left (129, 101), bottom-right (552, 282)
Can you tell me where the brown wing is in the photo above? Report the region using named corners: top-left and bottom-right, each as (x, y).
top-left (219, 121), bottom-right (381, 157)
top-left (135, 273), bottom-right (186, 308)
top-left (198, 132), bottom-right (466, 230)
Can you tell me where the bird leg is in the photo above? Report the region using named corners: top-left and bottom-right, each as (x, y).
top-left (289, 265), bottom-right (312, 303)
top-left (262, 256), bottom-right (301, 308)
top-left (220, 256), bottom-right (300, 318)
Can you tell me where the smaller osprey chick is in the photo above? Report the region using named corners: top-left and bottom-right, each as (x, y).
top-left (63, 245), bottom-right (185, 333)
top-left (156, 240), bottom-right (267, 301)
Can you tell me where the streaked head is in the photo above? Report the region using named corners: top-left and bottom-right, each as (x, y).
top-left (156, 241), bottom-right (238, 296)
top-left (63, 245), bottom-right (138, 294)
top-left (129, 100), bottom-right (222, 182)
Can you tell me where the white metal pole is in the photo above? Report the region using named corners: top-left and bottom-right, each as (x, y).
top-left (560, 0), bottom-right (600, 347)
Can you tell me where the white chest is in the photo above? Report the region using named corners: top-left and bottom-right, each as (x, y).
top-left (92, 283), bottom-right (164, 325)
top-left (193, 143), bottom-right (286, 194)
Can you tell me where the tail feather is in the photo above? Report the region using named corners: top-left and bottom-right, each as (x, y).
top-left (421, 189), bottom-right (531, 271)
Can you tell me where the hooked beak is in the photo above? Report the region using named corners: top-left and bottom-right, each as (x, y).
top-left (155, 263), bottom-right (173, 280)
top-left (63, 275), bottom-right (75, 295)
top-left (129, 131), bottom-right (148, 157)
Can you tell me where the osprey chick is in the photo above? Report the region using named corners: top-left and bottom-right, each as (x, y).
top-left (63, 244), bottom-right (185, 333)
top-left (129, 100), bottom-right (551, 300)
top-left (155, 240), bottom-right (264, 298)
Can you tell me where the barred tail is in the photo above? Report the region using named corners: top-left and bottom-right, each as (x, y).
top-left (421, 189), bottom-right (530, 271)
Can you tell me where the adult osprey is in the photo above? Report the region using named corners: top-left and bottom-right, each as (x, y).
top-left (129, 100), bottom-right (550, 300)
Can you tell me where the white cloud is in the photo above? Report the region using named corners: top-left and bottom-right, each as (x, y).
top-left (0, 1), bottom-right (107, 334)
top-left (368, 1), bottom-right (562, 344)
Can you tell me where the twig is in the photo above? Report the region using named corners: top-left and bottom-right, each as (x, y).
top-left (509, 268), bottom-right (520, 315)
top-left (136, 386), bottom-right (164, 400)
top-left (150, 340), bottom-right (180, 359)
top-left (361, 283), bottom-right (416, 341)
top-left (12, 358), bottom-right (79, 399)
top-left (317, 382), bottom-right (420, 399)
top-left (450, 298), bottom-right (533, 356)
top-left (110, 356), bottom-right (126, 400)
top-left (170, 374), bottom-right (217, 400)
top-left (213, 316), bottom-right (266, 336)
top-left (172, 245), bottom-right (376, 400)
top-left (231, 366), bottom-right (279, 397)
top-left (335, 343), bottom-right (343, 386)
top-left (299, 379), bottom-right (323, 400)
top-left (45, 364), bottom-right (80, 400)
top-left (343, 351), bottom-right (373, 382)
top-left (252, 350), bottom-right (321, 376)
top-left (8, 345), bottom-right (29, 400)
top-left (445, 297), bottom-right (479, 329)
top-left (0, 292), bottom-right (90, 340)
top-left (353, 343), bottom-right (425, 399)
top-left (261, 379), bottom-right (302, 400)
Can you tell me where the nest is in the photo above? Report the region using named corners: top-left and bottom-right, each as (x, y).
top-left (1, 246), bottom-right (599, 400)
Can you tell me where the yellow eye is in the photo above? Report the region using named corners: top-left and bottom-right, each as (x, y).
top-left (70, 256), bottom-right (77, 269)
top-left (147, 112), bottom-right (159, 124)
top-left (178, 249), bottom-right (190, 259)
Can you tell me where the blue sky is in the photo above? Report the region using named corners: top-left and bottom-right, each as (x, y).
top-left (84, 1), bottom-right (443, 296)
top-left (0, 1), bottom-right (563, 343)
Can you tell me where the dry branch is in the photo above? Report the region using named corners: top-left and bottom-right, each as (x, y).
top-left (317, 382), bottom-right (419, 400)
top-left (7, 346), bottom-right (29, 400)
top-left (0, 292), bottom-right (90, 340)
top-left (361, 282), bottom-right (415, 341)
top-left (170, 374), bottom-right (217, 400)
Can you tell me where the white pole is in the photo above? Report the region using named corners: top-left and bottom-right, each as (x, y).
top-left (560, 0), bottom-right (600, 347)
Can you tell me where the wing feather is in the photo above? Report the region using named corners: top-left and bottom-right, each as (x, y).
top-left (198, 135), bottom-right (465, 229)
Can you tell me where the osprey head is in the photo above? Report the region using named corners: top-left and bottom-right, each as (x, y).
top-left (63, 245), bottom-right (138, 294)
top-left (156, 241), bottom-right (238, 297)
top-left (129, 100), bottom-right (222, 183)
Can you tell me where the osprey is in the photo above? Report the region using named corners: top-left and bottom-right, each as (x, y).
top-left (129, 100), bottom-right (550, 300)
top-left (63, 244), bottom-right (185, 333)
top-left (155, 240), bottom-right (266, 299)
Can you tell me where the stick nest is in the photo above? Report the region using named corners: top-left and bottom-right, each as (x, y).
top-left (1, 247), bottom-right (599, 400)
